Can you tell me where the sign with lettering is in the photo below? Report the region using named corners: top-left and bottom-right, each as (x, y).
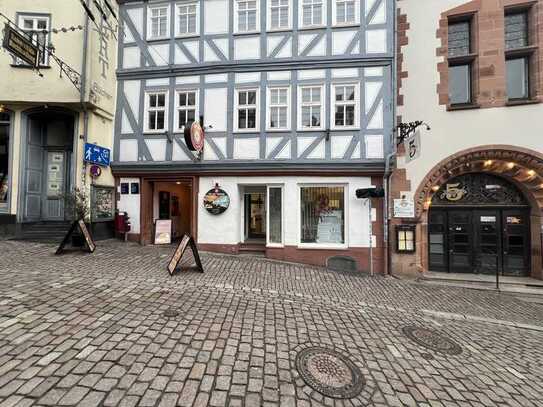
top-left (84, 143), bottom-right (111, 166)
top-left (55, 220), bottom-right (96, 255)
top-left (167, 234), bottom-right (204, 275)
top-left (393, 198), bottom-right (415, 218)
top-left (2, 24), bottom-right (39, 67)
top-left (404, 130), bottom-right (421, 163)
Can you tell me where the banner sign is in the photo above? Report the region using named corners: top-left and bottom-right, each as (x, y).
top-left (2, 24), bottom-right (39, 67)
top-left (84, 143), bottom-right (111, 166)
top-left (404, 130), bottom-right (421, 163)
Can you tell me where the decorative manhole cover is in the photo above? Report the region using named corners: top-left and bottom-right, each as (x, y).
top-left (163, 308), bottom-right (179, 318)
top-left (402, 325), bottom-right (462, 355)
top-left (295, 347), bottom-right (365, 399)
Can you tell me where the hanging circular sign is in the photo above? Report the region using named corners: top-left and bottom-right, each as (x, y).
top-left (184, 121), bottom-right (205, 152)
top-left (203, 187), bottom-right (230, 215)
top-left (90, 165), bottom-right (102, 178)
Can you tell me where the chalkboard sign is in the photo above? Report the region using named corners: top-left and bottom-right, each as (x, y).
top-left (167, 234), bottom-right (203, 275)
top-left (55, 220), bottom-right (96, 255)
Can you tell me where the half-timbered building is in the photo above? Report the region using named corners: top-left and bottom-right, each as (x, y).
top-left (113, 0), bottom-right (394, 271)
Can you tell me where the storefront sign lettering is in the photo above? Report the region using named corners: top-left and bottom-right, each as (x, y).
top-left (393, 198), bottom-right (415, 218)
top-left (440, 183), bottom-right (467, 201)
top-left (2, 24), bottom-right (39, 67)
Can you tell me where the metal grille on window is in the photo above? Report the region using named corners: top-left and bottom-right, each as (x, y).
top-left (300, 187), bottom-right (345, 244)
top-left (303, 0), bottom-right (323, 26)
top-left (505, 12), bottom-right (528, 50)
top-left (448, 21), bottom-right (470, 57)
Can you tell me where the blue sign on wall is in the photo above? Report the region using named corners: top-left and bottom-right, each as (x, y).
top-left (84, 143), bottom-right (110, 166)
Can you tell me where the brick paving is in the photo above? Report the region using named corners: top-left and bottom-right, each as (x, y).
top-left (0, 239), bottom-right (542, 406)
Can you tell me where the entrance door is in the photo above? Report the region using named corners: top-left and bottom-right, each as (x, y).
top-left (24, 117), bottom-right (44, 220)
top-left (502, 209), bottom-right (529, 276)
top-left (474, 210), bottom-right (501, 275)
top-left (43, 150), bottom-right (67, 220)
top-left (244, 192), bottom-right (266, 241)
top-left (448, 210), bottom-right (473, 273)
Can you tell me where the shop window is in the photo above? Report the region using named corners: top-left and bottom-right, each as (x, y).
top-left (300, 186), bottom-right (345, 245)
top-left (145, 91), bottom-right (168, 132)
top-left (268, 187), bottom-right (283, 245)
top-left (0, 113), bottom-right (10, 208)
top-left (148, 5), bottom-right (170, 39)
top-left (447, 19), bottom-right (475, 105)
top-left (396, 225), bottom-right (415, 253)
top-left (18, 14), bottom-right (50, 66)
top-left (505, 10), bottom-right (533, 101)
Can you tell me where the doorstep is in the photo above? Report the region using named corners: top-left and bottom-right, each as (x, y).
top-left (417, 271), bottom-right (543, 301)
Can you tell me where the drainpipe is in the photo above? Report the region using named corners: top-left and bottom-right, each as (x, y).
top-left (383, 1), bottom-right (399, 276)
top-left (80, 0), bottom-right (90, 224)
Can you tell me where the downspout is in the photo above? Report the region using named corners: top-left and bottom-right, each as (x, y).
top-left (383, 1), bottom-right (399, 276)
top-left (80, 0), bottom-right (91, 224)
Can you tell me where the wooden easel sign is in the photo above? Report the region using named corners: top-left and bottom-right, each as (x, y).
top-left (167, 234), bottom-right (204, 275)
top-left (55, 220), bottom-right (96, 255)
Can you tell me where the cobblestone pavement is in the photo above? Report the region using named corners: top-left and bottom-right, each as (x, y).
top-left (0, 240), bottom-right (542, 407)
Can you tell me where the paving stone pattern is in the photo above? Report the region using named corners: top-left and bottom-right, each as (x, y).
top-left (0, 240), bottom-right (542, 406)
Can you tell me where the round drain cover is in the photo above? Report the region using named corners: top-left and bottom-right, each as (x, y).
top-left (295, 347), bottom-right (365, 399)
top-left (402, 325), bottom-right (462, 355)
top-left (163, 308), bottom-right (179, 318)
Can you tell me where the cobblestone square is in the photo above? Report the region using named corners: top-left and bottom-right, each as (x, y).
top-left (0, 240), bottom-right (542, 406)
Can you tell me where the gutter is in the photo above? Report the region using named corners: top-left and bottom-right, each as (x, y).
top-left (383, 1), bottom-right (399, 276)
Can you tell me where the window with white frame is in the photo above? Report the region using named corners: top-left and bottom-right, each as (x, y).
top-left (237, 0), bottom-right (258, 32)
top-left (269, 0), bottom-right (290, 30)
top-left (299, 86), bottom-right (323, 129)
top-left (301, 0), bottom-right (324, 27)
top-left (333, 84), bottom-right (358, 128)
top-left (335, 0), bottom-right (357, 25)
top-left (300, 186), bottom-right (345, 245)
top-left (176, 2), bottom-right (198, 35)
top-left (268, 88), bottom-right (289, 130)
top-left (176, 90), bottom-right (197, 129)
top-left (236, 89), bottom-right (258, 131)
top-left (18, 14), bottom-right (50, 66)
top-left (148, 6), bottom-right (169, 39)
top-left (145, 91), bottom-right (168, 132)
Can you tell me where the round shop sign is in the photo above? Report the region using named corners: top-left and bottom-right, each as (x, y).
top-left (203, 188), bottom-right (230, 215)
top-left (184, 121), bottom-right (205, 152)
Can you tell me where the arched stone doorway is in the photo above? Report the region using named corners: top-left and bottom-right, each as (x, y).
top-left (414, 146), bottom-right (543, 279)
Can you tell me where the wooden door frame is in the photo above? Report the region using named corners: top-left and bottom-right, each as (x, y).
top-left (140, 175), bottom-right (198, 245)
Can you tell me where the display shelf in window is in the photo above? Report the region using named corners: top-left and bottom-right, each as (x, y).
top-left (396, 225), bottom-right (416, 253)
top-left (92, 185), bottom-right (115, 222)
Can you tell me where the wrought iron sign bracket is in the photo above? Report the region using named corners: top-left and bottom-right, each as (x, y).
top-left (396, 121), bottom-right (430, 146)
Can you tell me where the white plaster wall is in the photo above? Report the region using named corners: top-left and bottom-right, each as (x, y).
top-left (398, 0), bottom-right (543, 190)
top-left (198, 176), bottom-right (376, 247)
top-left (117, 177), bottom-right (140, 234)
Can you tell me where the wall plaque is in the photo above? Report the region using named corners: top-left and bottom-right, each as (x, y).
top-left (203, 187), bottom-right (230, 215)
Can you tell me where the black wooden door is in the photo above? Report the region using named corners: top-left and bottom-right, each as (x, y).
top-left (502, 209), bottom-right (529, 276)
top-left (474, 210), bottom-right (501, 275)
top-left (448, 210), bottom-right (473, 273)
